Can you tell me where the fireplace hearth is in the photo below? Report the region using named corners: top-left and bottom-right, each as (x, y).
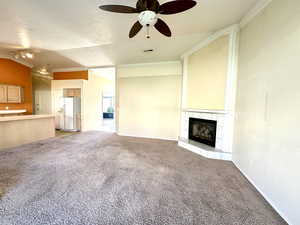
top-left (189, 118), bottom-right (217, 147)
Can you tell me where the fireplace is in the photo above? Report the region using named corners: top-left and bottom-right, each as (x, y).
top-left (189, 118), bottom-right (217, 147)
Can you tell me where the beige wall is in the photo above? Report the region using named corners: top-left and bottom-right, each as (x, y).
top-left (233, 0), bottom-right (300, 224)
top-left (186, 35), bottom-right (229, 110)
top-left (118, 62), bottom-right (182, 78)
top-left (117, 62), bottom-right (182, 140)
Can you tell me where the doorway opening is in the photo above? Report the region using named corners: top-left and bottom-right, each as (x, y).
top-left (102, 91), bottom-right (115, 131)
top-left (89, 67), bottom-right (116, 132)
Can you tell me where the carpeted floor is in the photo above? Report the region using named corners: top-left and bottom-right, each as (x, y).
top-left (0, 132), bottom-right (286, 225)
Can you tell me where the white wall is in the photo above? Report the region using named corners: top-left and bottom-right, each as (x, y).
top-left (233, 0), bottom-right (300, 224)
top-left (117, 62), bottom-right (182, 140)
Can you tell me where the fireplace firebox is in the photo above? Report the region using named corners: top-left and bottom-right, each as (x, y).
top-left (189, 118), bottom-right (217, 147)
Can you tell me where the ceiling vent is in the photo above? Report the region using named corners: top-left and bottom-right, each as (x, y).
top-left (143, 49), bottom-right (154, 53)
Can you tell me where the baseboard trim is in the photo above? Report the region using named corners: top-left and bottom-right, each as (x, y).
top-left (117, 133), bottom-right (178, 141)
top-left (233, 161), bottom-right (291, 225)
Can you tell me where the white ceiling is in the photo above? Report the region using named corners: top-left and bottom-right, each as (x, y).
top-left (0, 0), bottom-right (259, 69)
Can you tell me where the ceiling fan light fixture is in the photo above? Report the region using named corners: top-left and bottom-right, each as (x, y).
top-left (138, 10), bottom-right (157, 26)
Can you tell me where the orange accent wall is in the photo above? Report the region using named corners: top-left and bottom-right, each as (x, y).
top-left (0, 59), bottom-right (33, 114)
top-left (53, 71), bottom-right (88, 80)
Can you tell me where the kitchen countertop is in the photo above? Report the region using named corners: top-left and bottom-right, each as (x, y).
top-left (0, 109), bottom-right (27, 114)
top-left (0, 114), bottom-right (55, 122)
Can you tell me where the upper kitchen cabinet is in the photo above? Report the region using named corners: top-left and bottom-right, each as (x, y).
top-left (0, 85), bottom-right (7, 103)
top-left (7, 85), bottom-right (23, 103)
top-left (0, 84), bottom-right (24, 103)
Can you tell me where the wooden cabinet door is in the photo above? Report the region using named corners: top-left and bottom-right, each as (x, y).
top-left (64, 88), bottom-right (81, 97)
top-left (74, 89), bottom-right (81, 97)
top-left (7, 85), bottom-right (23, 103)
top-left (67, 89), bottom-right (74, 97)
top-left (0, 85), bottom-right (7, 103)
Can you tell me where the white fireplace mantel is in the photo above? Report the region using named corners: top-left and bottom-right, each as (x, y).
top-left (182, 108), bottom-right (228, 114)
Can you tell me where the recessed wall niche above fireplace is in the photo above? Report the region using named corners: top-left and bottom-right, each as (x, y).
top-left (189, 118), bottom-right (217, 147)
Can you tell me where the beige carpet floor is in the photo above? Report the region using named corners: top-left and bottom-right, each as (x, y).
top-left (0, 131), bottom-right (286, 225)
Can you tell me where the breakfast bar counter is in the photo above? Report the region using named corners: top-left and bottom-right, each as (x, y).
top-left (0, 115), bottom-right (55, 150)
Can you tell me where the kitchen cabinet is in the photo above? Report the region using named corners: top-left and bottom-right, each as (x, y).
top-left (0, 85), bottom-right (7, 103)
top-left (64, 88), bottom-right (81, 97)
top-left (0, 84), bottom-right (24, 103)
top-left (7, 85), bottom-right (23, 103)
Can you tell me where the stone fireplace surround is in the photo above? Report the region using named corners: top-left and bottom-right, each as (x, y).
top-left (178, 109), bottom-right (232, 161)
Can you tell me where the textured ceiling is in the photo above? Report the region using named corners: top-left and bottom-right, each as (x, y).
top-left (0, 0), bottom-right (259, 69)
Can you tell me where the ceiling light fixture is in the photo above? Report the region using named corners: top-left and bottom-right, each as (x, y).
top-left (13, 50), bottom-right (34, 60)
top-left (37, 65), bottom-right (50, 75)
top-left (25, 52), bottom-right (34, 59)
top-left (33, 64), bottom-right (53, 80)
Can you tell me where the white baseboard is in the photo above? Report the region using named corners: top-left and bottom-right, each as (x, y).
top-left (233, 161), bottom-right (291, 225)
top-left (117, 132), bottom-right (178, 141)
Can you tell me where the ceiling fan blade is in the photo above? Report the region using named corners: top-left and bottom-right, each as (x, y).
top-left (154, 18), bottom-right (172, 37)
top-left (129, 21), bottom-right (143, 38)
top-left (136, 0), bottom-right (147, 12)
top-left (147, 0), bottom-right (160, 12)
top-left (159, 0), bottom-right (197, 15)
top-left (136, 0), bottom-right (160, 12)
top-left (99, 5), bottom-right (138, 13)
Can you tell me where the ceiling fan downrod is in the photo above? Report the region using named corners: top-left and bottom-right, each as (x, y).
top-left (146, 24), bottom-right (150, 39)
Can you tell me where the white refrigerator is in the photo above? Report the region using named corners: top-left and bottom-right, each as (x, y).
top-left (63, 97), bottom-right (81, 131)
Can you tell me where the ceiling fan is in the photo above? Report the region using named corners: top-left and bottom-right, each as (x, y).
top-left (99, 0), bottom-right (197, 38)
